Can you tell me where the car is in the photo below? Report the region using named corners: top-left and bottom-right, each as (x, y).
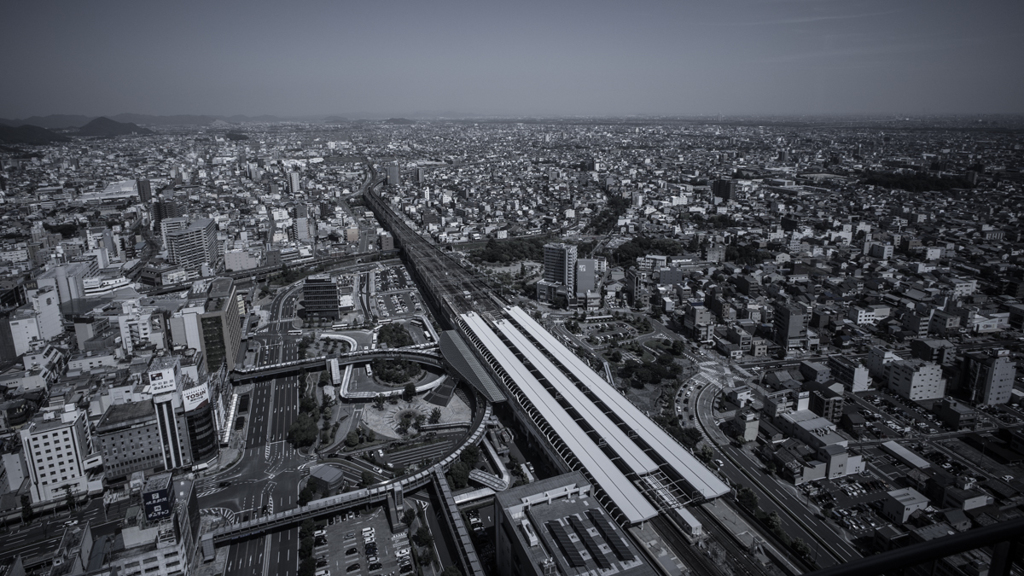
top-left (400, 565), bottom-right (414, 574)
top-left (346, 564), bottom-right (361, 573)
top-left (64, 519), bottom-right (78, 527)
top-left (396, 548), bottom-right (410, 558)
top-left (345, 548), bottom-right (358, 556)
top-left (1004, 475), bottom-right (1015, 482)
top-left (714, 459), bottom-right (724, 468)
top-left (316, 558), bottom-right (329, 568)
top-left (369, 563), bottom-right (382, 571)
top-left (367, 555), bottom-right (379, 563)
top-left (218, 480), bottom-right (232, 488)
top-left (315, 570), bottom-right (330, 576)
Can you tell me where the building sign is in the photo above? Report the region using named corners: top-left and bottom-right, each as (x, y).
top-left (149, 369), bottom-right (177, 394)
top-left (182, 383), bottom-right (210, 412)
top-left (143, 486), bottom-right (174, 522)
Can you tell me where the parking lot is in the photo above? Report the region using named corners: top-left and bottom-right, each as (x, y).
top-left (315, 507), bottom-right (413, 576)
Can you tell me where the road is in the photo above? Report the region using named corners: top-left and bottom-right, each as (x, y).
top-left (0, 498), bottom-right (120, 568)
top-left (211, 282), bottom-right (312, 576)
top-left (688, 362), bottom-right (861, 569)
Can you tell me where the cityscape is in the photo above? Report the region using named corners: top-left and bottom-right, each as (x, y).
top-left (2, 2), bottom-right (1024, 576)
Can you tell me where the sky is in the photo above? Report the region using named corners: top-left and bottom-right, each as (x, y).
top-left (2, 0), bottom-right (1023, 118)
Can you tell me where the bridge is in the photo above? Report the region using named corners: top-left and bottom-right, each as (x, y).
top-left (211, 402), bottom-right (491, 546)
top-left (229, 346), bottom-right (443, 384)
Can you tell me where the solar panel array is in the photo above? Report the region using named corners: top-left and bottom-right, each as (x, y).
top-left (587, 509), bottom-right (634, 562)
top-left (569, 516), bottom-right (611, 569)
top-left (547, 522), bottom-right (587, 568)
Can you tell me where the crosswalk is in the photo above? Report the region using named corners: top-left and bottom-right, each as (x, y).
top-left (201, 507), bottom-right (236, 524)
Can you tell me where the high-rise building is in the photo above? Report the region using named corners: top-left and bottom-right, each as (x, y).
top-left (288, 171), bottom-right (301, 194)
top-left (95, 399), bottom-right (163, 480)
top-left (712, 179), bottom-right (737, 201)
top-left (774, 303), bottom-right (807, 349)
top-left (543, 243), bottom-right (577, 289)
top-left (149, 357), bottom-right (192, 471)
top-left (136, 178), bottom-right (153, 204)
top-left (303, 275), bottom-right (341, 320)
top-left (197, 278), bottom-right (241, 373)
top-left (153, 191), bottom-right (183, 225)
top-left (387, 164), bottom-right (401, 186)
top-left (160, 217), bottom-right (189, 250)
top-left (20, 406), bottom-right (92, 504)
top-left (963, 349), bottom-right (1016, 406)
top-left (166, 218), bottom-right (218, 272)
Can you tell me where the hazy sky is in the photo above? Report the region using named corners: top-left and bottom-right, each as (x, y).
top-left (2, 0), bottom-right (1023, 118)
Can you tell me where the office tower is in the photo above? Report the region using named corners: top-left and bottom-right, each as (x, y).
top-left (293, 204), bottom-right (314, 241)
top-left (963, 349), bottom-right (1016, 406)
top-left (303, 274), bottom-right (341, 320)
top-left (713, 179), bottom-right (737, 201)
top-left (576, 259), bottom-right (597, 294)
top-left (149, 357), bottom-right (191, 471)
top-left (543, 243), bottom-right (577, 290)
top-left (387, 164), bottom-right (401, 186)
top-left (379, 232), bottom-right (394, 251)
top-left (153, 191), bottom-right (183, 225)
top-left (773, 303), bottom-right (807, 349)
top-left (106, 475), bottom-right (201, 576)
top-left (414, 167), bottom-right (425, 184)
top-left (288, 171), bottom-right (301, 194)
top-left (136, 178), bottom-right (153, 204)
top-left (191, 278), bottom-right (242, 373)
top-left (95, 400), bottom-right (163, 480)
top-left (20, 407), bottom-right (91, 505)
top-left (166, 218), bottom-right (218, 272)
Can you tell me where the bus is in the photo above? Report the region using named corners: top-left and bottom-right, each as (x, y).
top-left (288, 329), bottom-right (302, 336)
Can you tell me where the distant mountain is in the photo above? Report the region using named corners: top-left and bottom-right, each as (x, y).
top-left (322, 116), bottom-right (350, 124)
top-left (77, 116), bottom-right (154, 137)
top-left (0, 124), bottom-right (71, 144)
top-left (0, 114), bottom-right (92, 129)
top-left (384, 117), bottom-right (416, 125)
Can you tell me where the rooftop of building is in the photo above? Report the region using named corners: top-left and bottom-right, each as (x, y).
top-left (95, 399), bottom-right (156, 432)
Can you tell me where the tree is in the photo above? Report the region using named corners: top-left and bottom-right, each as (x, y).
top-left (679, 427), bottom-right (703, 449)
top-left (403, 383), bottom-right (416, 403)
top-left (298, 557), bottom-right (317, 576)
top-left (344, 430), bottom-right (360, 447)
top-left (737, 486), bottom-right (758, 511)
top-left (360, 470), bottom-right (374, 487)
top-left (298, 486), bottom-right (314, 506)
top-left (791, 538), bottom-right (813, 562)
top-left (461, 445), bottom-right (481, 467)
top-left (374, 394), bottom-right (385, 411)
top-left (429, 407), bottom-right (442, 424)
top-left (765, 511), bottom-right (782, 533)
top-left (449, 461), bottom-right (471, 489)
top-left (287, 414), bottom-right (319, 448)
top-left (402, 508), bottom-right (417, 526)
top-left (414, 525), bottom-right (433, 547)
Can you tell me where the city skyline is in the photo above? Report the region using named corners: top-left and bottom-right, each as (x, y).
top-left (2, 0), bottom-right (1024, 119)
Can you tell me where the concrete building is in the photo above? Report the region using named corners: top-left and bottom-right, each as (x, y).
top-left (887, 359), bottom-right (946, 402)
top-left (538, 243), bottom-right (577, 305)
top-left (962, 349), bottom-right (1016, 406)
top-left (166, 218), bottom-right (218, 272)
top-left (774, 303), bottom-right (807, 349)
top-left (881, 488), bottom-right (929, 525)
top-left (302, 275), bottom-right (341, 320)
top-left (828, 355), bottom-right (871, 393)
top-left (20, 406), bottom-right (93, 505)
top-left (493, 471), bottom-right (656, 576)
top-left (106, 475), bottom-right (201, 576)
top-left (95, 400), bottom-right (163, 481)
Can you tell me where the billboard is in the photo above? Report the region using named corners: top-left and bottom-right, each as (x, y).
top-left (148, 368), bottom-right (177, 395)
top-left (143, 485), bottom-right (174, 522)
top-left (182, 383), bottom-right (210, 412)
